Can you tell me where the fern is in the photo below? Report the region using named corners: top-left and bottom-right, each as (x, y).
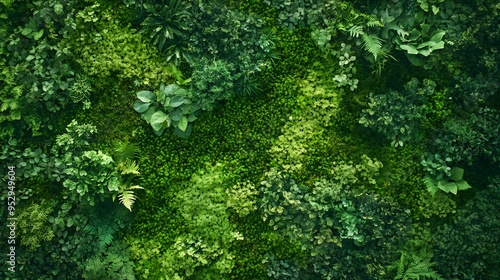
top-left (423, 175), bottom-right (439, 197)
top-left (349, 25), bottom-right (365, 38)
top-left (81, 242), bottom-right (135, 280)
top-left (118, 159), bottom-right (140, 175)
top-left (84, 202), bottom-right (127, 249)
top-left (113, 140), bottom-right (140, 162)
top-left (118, 186), bottom-right (144, 211)
top-left (389, 251), bottom-right (443, 280)
top-left (362, 33), bottom-right (384, 60)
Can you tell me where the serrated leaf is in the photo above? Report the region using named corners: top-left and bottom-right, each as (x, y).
top-left (119, 191), bottom-right (136, 211)
top-left (424, 175), bottom-right (438, 196)
top-left (137, 91), bottom-right (156, 102)
top-left (133, 100), bottom-right (151, 113)
top-left (119, 159), bottom-right (140, 174)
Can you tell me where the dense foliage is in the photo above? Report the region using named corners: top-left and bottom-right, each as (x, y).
top-left (1, 0), bottom-right (499, 279)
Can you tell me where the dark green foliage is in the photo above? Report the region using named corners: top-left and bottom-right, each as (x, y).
top-left (82, 242), bottom-right (135, 280)
top-left (431, 108), bottom-right (500, 165)
top-left (140, 0), bottom-right (190, 55)
top-left (84, 201), bottom-right (131, 250)
top-left (260, 164), bottom-right (411, 279)
top-left (264, 253), bottom-right (302, 280)
top-left (369, 0), bottom-right (449, 68)
top-left (359, 78), bottom-right (439, 147)
top-left (432, 177), bottom-right (500, 279)
top-left (263, 0), bottom-right (337, 30)
top-left (387, 250), bottom-right (443, 280)
top-left (2, 0), bottom-right (500, 279)
top-left (191, 58), bottom-right (236, 111)
top-left (69, 74), bottom-right (93, 109)
top-left (0, 0), bottom-right (86, 137)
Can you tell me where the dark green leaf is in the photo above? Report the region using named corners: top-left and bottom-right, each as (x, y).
top-left (133, 100), bottom-right (151, 113)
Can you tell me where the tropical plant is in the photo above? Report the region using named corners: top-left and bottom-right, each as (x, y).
top-left (387, 250), bottom-right (443, 280)
top-left (360, 79), bottom-right (437, 147)
top-left (432, 177), bottom-right (500, 279)
top-left (263, 0), bottom-right (337, 30)
top-left (81, 242), bottom-right (136, 280)
top-left (114, 159), bottom-right (143, 211)
top-left (260, 159), bottom-right (410, 279)
top-left (134, 83), bottom-right (201, 138)
top-left (0, 0), bottom-right (89, 137)
top-left (140, 0), bottom-right (191, 55)
top-left (347, 22), bottom-right (394, 75)
top-left (190, 58), bottom-right (236, 111)
top-left (374, 0), bottom-right (448, 68)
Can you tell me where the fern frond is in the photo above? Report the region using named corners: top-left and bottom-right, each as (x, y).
top-left (361, 33), bottom-right (384, 60)
top-left (84, 203), bottom-right (121, 249)
top-left (349, 25), bottom-right (365, 38)
top-left (119, 191), bottom-right (137, 212)
top-left (113, 141), bottom-right (140, 161)
top-left (118, 185), bottom-right (144, 211)
top-left (423, 175), bottom-right (438, 197)
top-left (118, 159), bottom-right (140, 175)
top-left (366, 19), bottom-right (383, 28)
top-left (391, 250), bottom-right (444, 280)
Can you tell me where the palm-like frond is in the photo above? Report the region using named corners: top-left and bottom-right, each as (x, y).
top-left (113, 140), bottom-right (140, 162)
top-left (118, 159), bottom-right (140, 175)
top-left (349, 25), bottom-right (365, 38)
top-left (362, 33), bottom-right (384, 60)
top-left (390, 251), bottom-right (444, 280)
top-left (118, 186), bottom-right (144, 211)
top-left (140, 0), bottom-right (191, 52)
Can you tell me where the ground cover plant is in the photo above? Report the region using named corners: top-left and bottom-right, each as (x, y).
top-left (1, 0), bottom-right (499, 279)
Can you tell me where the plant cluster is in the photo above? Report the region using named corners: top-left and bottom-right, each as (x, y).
top-left (134, 83), bottom-right (201, 138)
top-left (432, 177), bottom-right (500, 279)
top-left (332, 43), bottom-right (359, 91)
top-left (0, 0), bottom-right (85, 137)
top-left (263, 0), bottom-right (337, 30)
top-left (159, 164), bottom-right (243, 279)
top-left (359, 78), bottom-right (439, 147)
top-left (259, 155), bottom-right (411, 279)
